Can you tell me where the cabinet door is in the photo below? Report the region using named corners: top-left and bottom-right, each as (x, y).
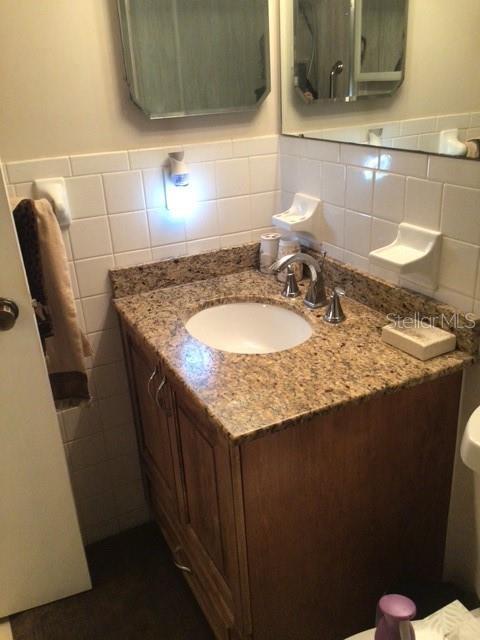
top-left (174, 395), bottom-right (242, 626)
top-left (129, 341), bottom-right (179, 521)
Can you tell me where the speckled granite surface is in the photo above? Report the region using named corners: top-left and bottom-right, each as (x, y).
top-left (114, 269), bottom-right (472, 443)
top-left (111, 243), bottom-right (480, 354)
top-left (310, 248), bottom-right (480, 355)
top-left (110, 243), bottom-right (258, 298)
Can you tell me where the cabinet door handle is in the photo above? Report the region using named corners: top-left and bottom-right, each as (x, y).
top-left (147, 365), bottom-right (158, 399)
top-left (155, 376), bottom-right (171, 415)
top-left (172, 546), bottom-right (192, 574)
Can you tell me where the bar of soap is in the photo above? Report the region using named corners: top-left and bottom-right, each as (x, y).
top-left (382, 323), bottom-right (456, 361)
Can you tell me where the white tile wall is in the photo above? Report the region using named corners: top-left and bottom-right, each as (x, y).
top-left (9, 132), bottom-right (480, 544)
top-left (322, 162), bottom-right (346, 206)
top-left (70, 217), bottom-right (112, 260)
top-left (232, 135), bottom-right (278, 158)
top-left (70, 151), bottom-right (129, 176)
top-left (346, 166), bottom-right (374, 213)
top-left (315, 203), bottom-right (344, 248)
top-left (185, 201), bottom-right (219, 240)
top-left (307, 111), bottom-right (480, 156)
top-left (404, 178), bottom-right (442, 229)
top-left (103, 171), bottom-right (146, 214)
top-left (217, 197), bottom-right (252, 235)
top-left (249, 155), bottom-right (280, 193)
top-left (151, 243), bottom-right (186, 261)
top-left (344, 210), bottom-right (372, 257)
top-left (280, 135), bottom-right (480, 314)
top-left (215, 158), bottom-right (250, 198)
top-left (75, 256), bottom-right (115, 298)
top-left (340, 144), bottom-right (378, 169)
top-left (297, 158), bottom-right (322, 199)
top-left (183, 140), bottom-right (233, 163)
top-left (441, 185), bottom-right (480, 244)
top-left (189, 162), bottom-right (216, 201)
top-left (6, 156), bottom-right (71, 183)
top-left (109, 211), bottom-right (150, 253)
top-left (379, 150), bottom-right (428, 178)
top-left (65, 175), bottom-right (106, 218)
top-left (6, 136), bottom-right (281, 544)
top-left (147, 208), bottom-right (186, 246)
top-left (373, 172), bottom-right (405, 223)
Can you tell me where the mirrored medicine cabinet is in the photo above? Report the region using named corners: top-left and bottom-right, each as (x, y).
top-left (117, 0), bottom-right (270, 120)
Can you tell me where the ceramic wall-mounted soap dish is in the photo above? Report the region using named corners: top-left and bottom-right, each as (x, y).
top-left (272, 193), bottom-right (321, 234)
top-left (369, 223), bottom-right (442, 289)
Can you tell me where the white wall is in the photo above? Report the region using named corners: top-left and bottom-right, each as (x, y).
top-left (0, 0), bottom-right (280, 161)
top-left (282, 0), bottom-right (480, 135)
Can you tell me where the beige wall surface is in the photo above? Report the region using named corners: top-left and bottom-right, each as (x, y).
top-left (282, 0), bottom-right (480, 134)
top-left (0, 0), bottom-right (280, 161)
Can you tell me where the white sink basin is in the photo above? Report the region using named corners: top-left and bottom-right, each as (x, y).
top-left (185, 302), bottom-right (312, 354)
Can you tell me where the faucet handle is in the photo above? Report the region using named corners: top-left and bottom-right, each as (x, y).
top-left (320, 249), bottom-right (327, 270)
top-left (282, 266), bottom-right (300, 298)
top-left (323, 287), bottom-right (345, 324)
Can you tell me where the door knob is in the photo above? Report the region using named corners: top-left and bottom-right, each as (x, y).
top-left (0, 298), bottom-right (19, 331)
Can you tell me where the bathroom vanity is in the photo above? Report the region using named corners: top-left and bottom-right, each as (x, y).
top-left (113, 255), bottom-right (473, 640)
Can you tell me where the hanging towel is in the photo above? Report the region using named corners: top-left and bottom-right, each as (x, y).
top-left (466, 139), bottom-right (480, 160)
top-left (11, 197), bottom-right (92, 405)
top-left (13, 199), bottom-right (53, 343)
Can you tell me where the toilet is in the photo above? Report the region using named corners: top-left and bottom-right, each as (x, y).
top-left (345, 407), bottom-right (480, 640)
top-left (460, 405), bottom-right (480, 477)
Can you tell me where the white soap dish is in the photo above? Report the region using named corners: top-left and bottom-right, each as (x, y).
top-left (272, 193), bottom-right (321, 233)
top-left (382, 323), bottom-right (456, 361)
top-left (369, 223), bottom-right (442, 289)
top-left (439, 128), bottom-right (467, 157)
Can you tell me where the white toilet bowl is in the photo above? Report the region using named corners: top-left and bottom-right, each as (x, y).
top-left (461, 405), bottom-right (480, 474)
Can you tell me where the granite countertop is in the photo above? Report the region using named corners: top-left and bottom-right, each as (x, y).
top-left (114, 268), bottom-right (472, 443)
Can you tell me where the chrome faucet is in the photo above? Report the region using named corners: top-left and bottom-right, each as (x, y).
top-left (270, 252), bottom-right (327, 309)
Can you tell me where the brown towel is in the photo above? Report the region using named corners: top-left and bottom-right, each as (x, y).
top-left (13, 199), bottom-right (53, 342)
top-left (466, 139), bottom-right (480, 160)
top-left (11, 197), bottom-right (92, 405)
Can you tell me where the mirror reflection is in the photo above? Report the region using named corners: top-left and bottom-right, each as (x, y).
top-left (294, 0), bottom-right (407, 102)
top-left (282, 0), bottom-right (480, 159)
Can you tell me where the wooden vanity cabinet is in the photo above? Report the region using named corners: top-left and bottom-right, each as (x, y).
top-left (122, 323), bottom-right (463, 640)
top-left (123, 328), bottom-right (246, 640)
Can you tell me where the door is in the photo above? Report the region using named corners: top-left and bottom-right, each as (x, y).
top-left (0, 167), bottom-right (91, 617)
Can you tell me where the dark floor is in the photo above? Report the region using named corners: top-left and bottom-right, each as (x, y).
top-left (10, 523), bottom-right (214, 640)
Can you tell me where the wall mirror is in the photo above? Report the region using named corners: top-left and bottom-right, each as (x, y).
top-left (117, 0), bottom-right (270, 119)
top-left (281, 0), bottom-right (480, 159)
